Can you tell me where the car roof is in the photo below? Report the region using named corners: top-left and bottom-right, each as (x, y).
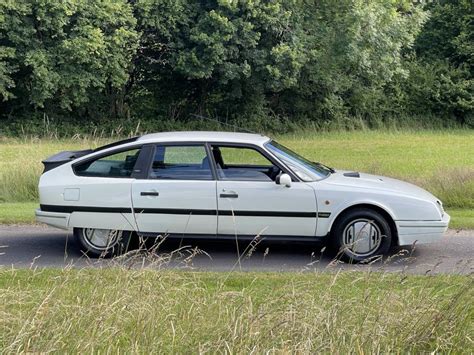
top-left (137, 131), bottom-right (270, 145)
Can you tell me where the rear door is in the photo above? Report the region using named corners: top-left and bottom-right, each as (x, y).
top-left (210, 144), bottom-right (317, 238)
top-left (132, 143), bottom-right (218, 236)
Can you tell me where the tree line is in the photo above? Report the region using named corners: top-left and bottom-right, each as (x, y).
top-left (0, 0), bottom-right (472, 133)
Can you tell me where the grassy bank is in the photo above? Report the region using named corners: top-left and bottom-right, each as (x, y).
top-left (0, 130), bottom-right (473, 225)
top-left (0, 268), bottom-right (472, 352)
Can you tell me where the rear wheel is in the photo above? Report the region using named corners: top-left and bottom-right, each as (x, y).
top-left (74, 228), bottom-right (132, 258)
top-left (332, 208), bottom-right (392, 262)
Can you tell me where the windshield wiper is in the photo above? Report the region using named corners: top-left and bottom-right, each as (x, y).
top-left (314, 162), bottom-right (335, 174)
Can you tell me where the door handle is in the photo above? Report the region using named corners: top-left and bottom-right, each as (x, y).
top-left (220, 192), bottom-right (238, 198)
top-left (140, 191), bottom-right (159, 197)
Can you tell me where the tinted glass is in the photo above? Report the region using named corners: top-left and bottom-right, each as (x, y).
top-left (74, 148), bottom-right (141, 178)
top-left (150, 145), bottom-right (212, 180)
top-left (212, 145), bottom-right (279, 181)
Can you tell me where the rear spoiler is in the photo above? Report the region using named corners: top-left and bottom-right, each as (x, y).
top-left (42, 149), bottom-right (94, 173)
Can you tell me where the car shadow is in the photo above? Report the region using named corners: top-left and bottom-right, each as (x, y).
top-left (0, 229), bottom-right (419, 272)
top-left (109, 236), bottom-right (420, 272)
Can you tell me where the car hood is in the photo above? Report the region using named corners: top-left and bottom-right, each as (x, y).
top-left (321, 170), bottom-right (437, 201)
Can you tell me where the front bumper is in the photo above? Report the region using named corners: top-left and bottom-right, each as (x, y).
top-left (35, 209), bottom-right (70, 230)
top-left (396, 212), bottom-right (450, 246)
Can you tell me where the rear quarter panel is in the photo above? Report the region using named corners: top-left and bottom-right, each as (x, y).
top-left (39, 163), bottom-right (136, 231)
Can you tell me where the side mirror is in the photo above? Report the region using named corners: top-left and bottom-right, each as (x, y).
top-left (276, 173), bottom-right (292, 188)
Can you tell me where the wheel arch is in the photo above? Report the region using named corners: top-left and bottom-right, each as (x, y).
top-left (328, 203), bottom-right (399, 246)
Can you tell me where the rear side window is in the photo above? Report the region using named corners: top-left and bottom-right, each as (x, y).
top-left (74, 148), bottom-right (141, 178)
top-left (150, 145), bottom-right (212, 180)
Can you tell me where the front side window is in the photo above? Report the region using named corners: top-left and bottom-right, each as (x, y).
top-left (150, 145), bottom-right (212, 180)
top-left (265, 141), bottom-right (331, 181)
top-left (74, 148), bottom-right (141, 178)
top-left (211, 145), bottom-right (281, 181)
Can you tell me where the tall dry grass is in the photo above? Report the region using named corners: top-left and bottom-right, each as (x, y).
top-left (0, 264), bottom-right (472, 353)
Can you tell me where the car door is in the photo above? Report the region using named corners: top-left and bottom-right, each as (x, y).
top-left (210, 144), bottom-right (317, 238)
top-left (131, 143), bottom-right (218, 236)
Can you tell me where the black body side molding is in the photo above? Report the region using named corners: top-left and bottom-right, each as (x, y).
top-left (40, 204), bottom-right (331, 218)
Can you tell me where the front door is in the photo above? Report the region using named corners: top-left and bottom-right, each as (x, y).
top-left (210, 144), bottom-right (317, 238)
top-left (132, 144), bottom-right (217, 235)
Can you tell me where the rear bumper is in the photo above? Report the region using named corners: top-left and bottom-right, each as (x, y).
top-left (396, 213), bottom-right (450, 246)
top-left (35, 209), bottom-right (70, 230)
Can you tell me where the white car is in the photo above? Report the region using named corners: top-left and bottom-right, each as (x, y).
top-left (36, 131), bottom-right (450, 261)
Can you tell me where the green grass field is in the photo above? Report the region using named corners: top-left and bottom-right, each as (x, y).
top-left (0, 268), bottom-right (472, 353)
top-left (0, 130), bottom-right (473, 226)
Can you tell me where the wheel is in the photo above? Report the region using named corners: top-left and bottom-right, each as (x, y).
top-left (331, 208), bottom-right (392, 262)
top-left (74, 228), bottom-right (133, 258)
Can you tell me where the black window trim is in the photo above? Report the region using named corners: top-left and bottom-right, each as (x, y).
top-left (206, 142), bottom-right (300, 182)
top-left (93, 137), bottom-right (139, 152)
top-left (145, 142), bottom-right (216, 181)
top-left (71, 140), bottom-right (301, 182)
top-left (72, 144), bottom-right (145, 179)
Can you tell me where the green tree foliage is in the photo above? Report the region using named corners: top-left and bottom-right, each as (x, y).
top-left (132, 0), bottom-right (428, 125)
top-left (0, 0), bottom-right (138, 115)
top-left (0, 0), bottom-right (472, 132)
top-left (415, 0), bottom-right (473, 70)
top-left (133, 0), bottom-right (307, 119)
top-left (278, 0), bottom-right (428, 123)
top-left (409, 0), bottom-right (473, 125)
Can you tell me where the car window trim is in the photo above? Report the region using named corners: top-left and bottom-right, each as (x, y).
top-left (72, 144), bottom-right (145, 179)
top-left (146, 142), bottom-right (215, 181)
top-left (206, 142), bottom-right (300, 182)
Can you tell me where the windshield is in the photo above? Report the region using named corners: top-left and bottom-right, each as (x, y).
top-left (265, 141), bottom-right (332, 181)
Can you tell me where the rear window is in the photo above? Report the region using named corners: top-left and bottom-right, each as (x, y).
top-left (74, 148), bottom-right (141, 178)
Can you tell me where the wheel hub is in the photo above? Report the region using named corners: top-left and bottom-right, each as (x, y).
top-left (84, 228), bottom-right (120, 250)
top-left (342, 219), bottom-right (382, 257)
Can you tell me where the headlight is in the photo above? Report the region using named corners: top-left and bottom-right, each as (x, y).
top-left (436, 200), bottom-right (444, 217)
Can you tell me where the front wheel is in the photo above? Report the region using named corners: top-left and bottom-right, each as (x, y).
top-left (74, 228), bottom-right (132, 258)
top-left (331, 208), bottom-right (392, 262)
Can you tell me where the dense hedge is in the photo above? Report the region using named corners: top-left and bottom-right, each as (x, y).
top-left (0, 0), bottom-right (472, 134)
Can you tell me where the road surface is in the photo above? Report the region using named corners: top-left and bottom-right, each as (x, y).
top-left (0, 225), bottom-right (472, 274)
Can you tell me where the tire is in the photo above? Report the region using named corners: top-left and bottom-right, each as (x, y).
top-left (74, 228), bottom-right (133, 258)
top-left (331, 208), bottom-right (392, 262)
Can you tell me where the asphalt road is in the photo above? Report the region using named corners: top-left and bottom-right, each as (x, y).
top-left (0, 225), bottom-right (472, 274)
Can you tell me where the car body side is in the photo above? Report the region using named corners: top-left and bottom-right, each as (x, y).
top-left (36, 133), bottom-right (450, 246)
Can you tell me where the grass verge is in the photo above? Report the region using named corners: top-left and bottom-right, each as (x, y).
top-left (1, 203), bottom-right (472, 230)
top-left (0, 202), bottom-right (38, 224)
top-left (449, 208), bottom-right (474, 229)
top-left (0, 268), bottom-right (472, 353)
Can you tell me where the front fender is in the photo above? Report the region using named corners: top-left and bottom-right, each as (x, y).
top-left (314, 191), bottom-right (441, 237)
top-left (316, 199), bottom-right (398, 237)
top-left (328, 199), bottom-right (397, 231)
